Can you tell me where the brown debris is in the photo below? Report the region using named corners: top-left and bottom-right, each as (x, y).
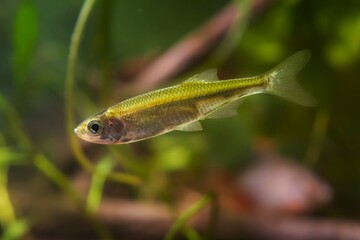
top-left (116, 0), bottom-right (275, 94)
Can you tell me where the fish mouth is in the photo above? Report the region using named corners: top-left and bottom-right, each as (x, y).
top-left (74, 126), bottom-right (85, 138)
top-left (74, 126), bottom-right (80, 135)
top-left (74, 126), bottom-right (91, 143)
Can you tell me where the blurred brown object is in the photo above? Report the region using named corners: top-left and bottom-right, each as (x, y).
top-left (116, 0), bottom-right (275, 94)
top-left (11, 170), bottom-right (356, 240)
top-left (237, 155), bottom-right (332, 214)
top-left (210, 153), bottom-right (332, 215)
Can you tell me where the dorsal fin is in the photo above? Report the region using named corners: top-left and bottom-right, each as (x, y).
top-left (184, 69), bottom-right (219, 83)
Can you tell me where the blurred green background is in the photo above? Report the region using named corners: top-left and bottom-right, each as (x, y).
top-left (1, 0), bottom-right (360, 239)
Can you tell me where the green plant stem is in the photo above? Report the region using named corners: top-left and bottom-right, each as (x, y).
top-left (0, 166), bottom-right (16, 225)
top-left (183, 225), bottom-right (202, 240)
top-left (64, 0), bottom-right (141, 186)
top-left (0, 96), bottom-right (32, 153)
top-left (34, 154), bottom-right (83, 205)
top-left (0, 95), bottom-right (80, 205)
top-left (165, 193), bottom-right (215, 240)
top-left (86, 157), bottom-right (113, 214)
top-left (34, 155), bottom-right (113, 240)
top-left (65, 0), bottom-right (98, 173)
top-left (304, 109), bottom-right (329, 167)
top-left (0, 94), bottom-right (112, 240)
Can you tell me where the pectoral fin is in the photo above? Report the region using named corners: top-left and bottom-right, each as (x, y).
top-left (175, 121), bottom-right (203, 131)
top-left (206, 98), bottom-right (244, 119)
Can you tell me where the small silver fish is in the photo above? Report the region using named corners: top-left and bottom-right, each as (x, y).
top-left (75, 50), bottom-right (315, 144)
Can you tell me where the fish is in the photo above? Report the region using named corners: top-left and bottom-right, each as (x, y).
top-left (74, 50), bottom-right (316, 144)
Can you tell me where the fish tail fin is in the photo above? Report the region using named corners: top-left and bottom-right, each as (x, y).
top-left (265, 50), bottom-right (317, 106)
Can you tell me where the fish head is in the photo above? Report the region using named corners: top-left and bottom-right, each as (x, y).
top-left (74, 110), bottom-right (126, 144)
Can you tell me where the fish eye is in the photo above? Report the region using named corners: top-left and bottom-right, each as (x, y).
top-left (87, 120), bottom-right (103, 135)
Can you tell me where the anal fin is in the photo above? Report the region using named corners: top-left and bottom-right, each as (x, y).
top-left (175, 121), bottom-right (203, 131)
top-left (206, 98), bottom-right (244, 119)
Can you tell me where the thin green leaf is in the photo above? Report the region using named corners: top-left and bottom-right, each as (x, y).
top-left (86, 156), bottom-right (114, 214)
top-left (0, 147), bottom-right (24, 167)
top-left (12, 0), bottom-right (39, 83)
top-left (165, 193), bottom-right (214, 240)
top-left (1, 218), bottom-right (30, 240)
top-left (0, 166), bottom-right (16, 226)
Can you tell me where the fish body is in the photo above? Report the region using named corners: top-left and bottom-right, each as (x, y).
top-left (75, 51), bottom-right (316, 144)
